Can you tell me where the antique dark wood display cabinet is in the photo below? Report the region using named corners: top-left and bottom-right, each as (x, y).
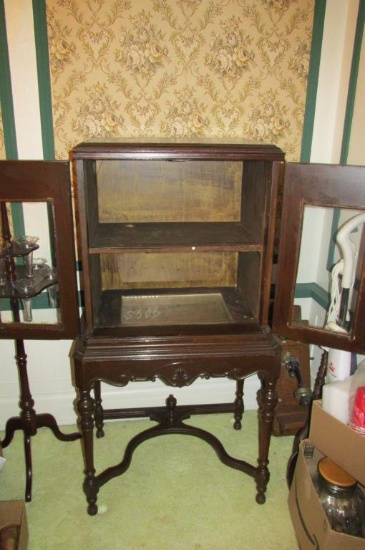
top-left (71, 140), bottom-right (365, 515)
top-left (71, 138), bottom-right (285, 515)
top-left (2, 142), bottom-right (365, 513)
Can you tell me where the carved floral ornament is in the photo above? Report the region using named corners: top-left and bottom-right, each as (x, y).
top-left (113, 362), bottom-right (256, 388)
top-left (116, 363), bottom-right (205, 388)
top-left (40, 0), bottom-right (314, 161)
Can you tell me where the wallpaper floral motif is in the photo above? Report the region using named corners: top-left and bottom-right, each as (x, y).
top-left (47, 0), bottom-right (314, 160)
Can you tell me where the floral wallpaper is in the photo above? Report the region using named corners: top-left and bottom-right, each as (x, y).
top-left (47, 0), bottom-right (314, 160)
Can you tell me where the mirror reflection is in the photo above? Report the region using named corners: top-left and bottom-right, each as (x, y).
top-left (293, 206), bottom-right (365, 337)
top-left (0, 201), bottom-right (60, 325)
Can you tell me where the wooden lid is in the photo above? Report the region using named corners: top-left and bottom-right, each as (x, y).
top-left (318, 457), bottom-right (357, 487)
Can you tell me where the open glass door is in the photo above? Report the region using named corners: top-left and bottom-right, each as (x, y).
top-left (273, 163), bottom-right (365, 353)
top-left (0, 161), bottom-right (79, 339)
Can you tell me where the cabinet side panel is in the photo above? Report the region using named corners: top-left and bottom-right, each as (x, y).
top-left (241, 161), bottom-right (266, 240)
top-left (84, 161), bottom-right (99, 241)
top-left (74, 160), bottom-right (94, 333)
top-left (90, 254), bottom-right (102, 322)
top-left (237, 251), bottom-right (262, 320)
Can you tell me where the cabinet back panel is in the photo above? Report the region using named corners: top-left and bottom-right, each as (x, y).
top-left (100, 252), bottom-right (237, 289)
top-left (96, 160), bottom-right (242, 223)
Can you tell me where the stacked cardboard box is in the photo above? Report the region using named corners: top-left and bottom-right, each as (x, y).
top-left (288, 400), bottom-right (365, 549)
top-left (0, 443), bottom-right (28, 549)
top-left (0, 502), bottom-right (28, 550)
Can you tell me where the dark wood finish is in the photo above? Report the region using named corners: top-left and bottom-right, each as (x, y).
top-left (0, 161), bottom-right (80, 501)
top-left (71, 136), bottom-right (283, 160)
top-left (73, 139), bottom-right (284, 336)
top-left (0, 161), bottom-right (79, 339)
top-left (74, 330), bottom-right (282, 515)
top-left (88, 222), bottom-right (263, 252)
top-left (273, 164), bottom-right (365, 486)
top-left (72, 138), bottom-right (285, 515)
top-left (1, 335), bottom-right (80, 502)
top-left (273, 163), bottom-right (365, 353)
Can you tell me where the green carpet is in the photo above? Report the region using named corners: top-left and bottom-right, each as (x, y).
top-left (1, 412), bottom-right (297, 549)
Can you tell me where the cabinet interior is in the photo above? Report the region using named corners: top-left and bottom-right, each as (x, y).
top-left (81, 158), bottom-right (270, 332)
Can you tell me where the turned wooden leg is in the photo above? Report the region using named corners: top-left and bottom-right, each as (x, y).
top-left (1, 416), bottom-right (23, 448)
top-left (1, 338), bottom-right (81, 502)
top-left (77, 388), bottom-right (98, 515)
top-left (35, 413), bottom-right (80, 442)
top-left (255, 375), bottom-right (278, 504)
top-left (24, 434), bottom-right (32, 502)
top-left (233, 379), bottom-right (244, 430)
top-left (94, 381), bottom-right (105, 438)
top-left (5, 339), bottom-right (37, 501)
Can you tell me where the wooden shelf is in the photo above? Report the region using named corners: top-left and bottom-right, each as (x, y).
top-left (88, 222), bottom-right (263, 253)
top-left (94, 286), bottom-right (256, 333)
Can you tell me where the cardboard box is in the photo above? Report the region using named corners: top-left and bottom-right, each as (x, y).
top-left (289, 441), bottom-right (365, 549)
top-left (0, 501), bottom-right (28, 550)
top-left (309, 400), bottom-right (365, 485)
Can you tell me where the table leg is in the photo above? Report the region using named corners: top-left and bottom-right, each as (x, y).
top-left (255, 375), bottom-right (278, 504)
top-left (24, 434), bottom-right (32, 502)
top-left (77, 388), bottom-right (98, 515)
top-left (3, 337), bottom-right (35, 503)
top-left (94, 381), bottom-right (105, 438)
top-left (1, 339), bottom-right (80, 501)
top-left (233, 379), bottom-right (244, 430)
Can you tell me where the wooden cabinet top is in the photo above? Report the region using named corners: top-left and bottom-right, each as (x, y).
top-left (71, 137), bottom-right (285, 161)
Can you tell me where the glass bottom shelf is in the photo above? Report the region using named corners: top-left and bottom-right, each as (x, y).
top-left (121, 292), bottom-right (233, 326)
top-left (95, 287), bottom-right (254, 330)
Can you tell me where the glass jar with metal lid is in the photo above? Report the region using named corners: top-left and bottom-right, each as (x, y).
top-left (315, 457), bottom-right (365, 537)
